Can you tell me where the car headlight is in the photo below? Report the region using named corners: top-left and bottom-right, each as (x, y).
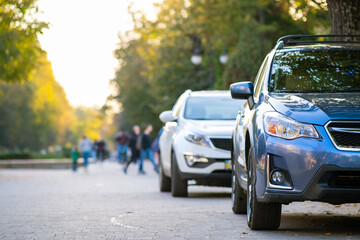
top-left (184, 130), bottom-right (211, 147)
top-left (263, 112), bottom-right (319, 139)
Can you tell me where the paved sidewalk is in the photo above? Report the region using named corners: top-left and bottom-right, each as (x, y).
top-left (0, 161), bottom-right (359, 239)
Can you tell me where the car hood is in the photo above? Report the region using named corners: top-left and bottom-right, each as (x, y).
top-left (183, 120), bottom-right (235, 137)
top-left (267, 92), bottom-right (360, 125)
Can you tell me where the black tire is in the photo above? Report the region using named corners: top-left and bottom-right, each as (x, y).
top-left (247, 148), bottom-right (282, 230)
top-left (171, 152), bottom-right (188, 197)
top-left (159, 154), bottom-right (171, 192)
top-left (232, 160), bottom-right (247, 214)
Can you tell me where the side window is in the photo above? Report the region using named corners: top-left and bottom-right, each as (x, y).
top-left (253, 57), bottom-right (269, 102)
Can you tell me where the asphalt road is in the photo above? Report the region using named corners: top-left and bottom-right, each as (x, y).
top-left (0, 161), bottom-right (359, 240)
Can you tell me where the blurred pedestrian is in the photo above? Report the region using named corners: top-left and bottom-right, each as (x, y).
top-left (151, 128), bottom-right (163, 165)
top-left (71, 145), bottom-right (79, 172)
top-left (115, 130), bottom-right (129, 164)
top-left (123, 125), bottom-right (141, 174)
top-left (79, 135), bottom-right (92, 171)
top-left (97, 138), bottom-right (107, 163)
top-left (92, 139), bottom-right (98, 163)
top-left (139, 124), bottom-right (158, 174)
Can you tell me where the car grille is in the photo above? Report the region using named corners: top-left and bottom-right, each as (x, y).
top-left (326, 121), bottom-right (360, 150)
top-left (319, 171), bottom-right (360, 189)
top-left (210, 138), bottom-right (231, 151)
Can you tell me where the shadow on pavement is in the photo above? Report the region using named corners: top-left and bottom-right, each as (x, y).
top-left (188, 192), bottom-right (231, 199)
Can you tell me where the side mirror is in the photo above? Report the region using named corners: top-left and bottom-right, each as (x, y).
top-left (230, 81), bottom-right (254, 109)
top-left (159, 110), bottom-right (176, 123)
top-left (230, 81), bottom-right (254, 99)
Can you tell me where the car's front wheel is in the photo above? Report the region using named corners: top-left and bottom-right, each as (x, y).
top-left (159, 153), bottom-right (171, 192)
top-left (171, 152), bottom-right (188, 197)
top-left (247, 148), bottom-right (282, 230)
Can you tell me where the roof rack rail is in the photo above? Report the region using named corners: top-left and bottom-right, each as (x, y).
top-left (276, 35), bottom-right (360, 49)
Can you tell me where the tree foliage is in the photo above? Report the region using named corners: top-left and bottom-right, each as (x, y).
top-left (72, 106), bottom-right (104, 142)
top-left (112, 0), bottom-right (330, 130)
top-left (0, 51), bottom-right (106, 151)
top-left (0, 52), bottom-right (72, 150)
top-left (0, 0), bottom-right (48, 83)
top-left (0, 0), bottom-right (112, 152)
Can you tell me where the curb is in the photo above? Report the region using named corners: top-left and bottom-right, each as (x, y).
top-left (0, 158), bottom-right (88, 169)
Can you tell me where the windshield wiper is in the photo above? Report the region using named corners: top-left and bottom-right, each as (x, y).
top-left (326, 89), bottom-right (360, 93)
top-left (273, 90), bottom-right (314, 93)
top-left (274, 89), bottom-right (360, 93)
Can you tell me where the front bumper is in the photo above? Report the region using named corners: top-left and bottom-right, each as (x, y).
top-left (173, 134), bottom-right (232, 186)
top-left (255, 126), bottom-right (360, 204)
top-left (259, 165), bottom-right (360, 204)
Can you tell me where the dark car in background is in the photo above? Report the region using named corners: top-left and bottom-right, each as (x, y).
top-left (230, 35), bottom-right (360, 230)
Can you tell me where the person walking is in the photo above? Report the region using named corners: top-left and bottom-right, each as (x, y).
top-left (115, 130), bottom-right (129, 164)
top-left (138, 124), bottom-right (158, 174)
top-left (71, 145), bottom-right (79, 172)
top-left (79, 135), bottom-right (92, 171)
top-left (123, 125), bottom-right (141, 174)
top-left (91, 139), bottom-right (98, 163)
top-left (97, 138), bottom-right (107, 163)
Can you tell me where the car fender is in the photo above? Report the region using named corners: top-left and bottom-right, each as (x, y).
top-left (159, 121), bottom-right (178, 177)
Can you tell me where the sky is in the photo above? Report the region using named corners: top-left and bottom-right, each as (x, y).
top-left (37, 0), bottom-right (160, 107)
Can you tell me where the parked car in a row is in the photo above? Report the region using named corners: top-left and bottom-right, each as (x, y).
top-left (158, 90), bottom-right (245, 197)
top-left (231, 35), bottom-right (360, 230)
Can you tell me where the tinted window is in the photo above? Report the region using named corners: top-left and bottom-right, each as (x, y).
top-left (184, 97), bottom-right (243, 120)
top-left (270, 50), bottom-right (360, 93)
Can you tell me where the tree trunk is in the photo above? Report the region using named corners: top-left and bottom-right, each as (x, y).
top-left (327, 0), bottom-right (360, 35)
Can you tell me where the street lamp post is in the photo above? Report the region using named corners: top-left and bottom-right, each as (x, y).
top-left (190, 48), bottom-right (202, 65)
top-left (188, 34), bottom-right (228, 88)
top-left (219, 49), bottom-right (229, 65)
top-left (190, 40), bottom-right (228, 89)
top-left (190, 47), bottom-right (228, 65)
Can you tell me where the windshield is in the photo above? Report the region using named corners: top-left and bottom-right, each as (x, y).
top-left (183, 97), bottom-right (243, 120)
top-left (270, 50), bottom-right (360, 93)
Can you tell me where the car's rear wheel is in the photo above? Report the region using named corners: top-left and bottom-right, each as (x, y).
top-left (159, 154), bottom-right (171, 192)
top-left (171, 152), bottom-right (188, 197)
top-left (247, 148), bottom-right (282, 230)
top-left (232, 155), bottom-right (247, 214)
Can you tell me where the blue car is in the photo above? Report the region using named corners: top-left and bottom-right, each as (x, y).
top-left (230, 35), bottom-right (360, 230)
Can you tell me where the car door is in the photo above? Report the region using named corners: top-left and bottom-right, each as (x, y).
top-left (238, 56), bottom-right (269, 175)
